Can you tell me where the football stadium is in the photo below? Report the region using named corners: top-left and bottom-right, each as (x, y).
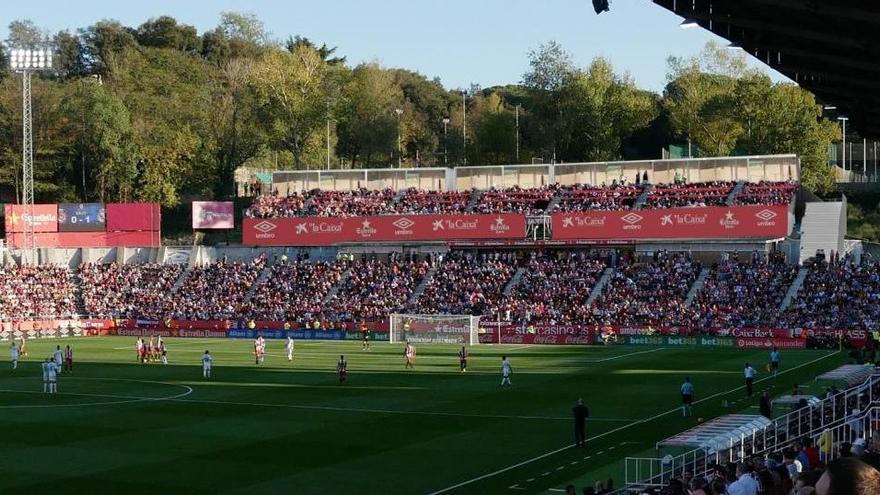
top-left (1, 1), bottom-right (880, 494)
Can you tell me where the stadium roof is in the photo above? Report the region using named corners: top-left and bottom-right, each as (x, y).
top-left (651, 0), bottom-right (880, 138)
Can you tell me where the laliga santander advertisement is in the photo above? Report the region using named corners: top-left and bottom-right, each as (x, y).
top-left (552, 205), bottom-right (790, 240)
top-left (243, 214), bottom-right (526, 246)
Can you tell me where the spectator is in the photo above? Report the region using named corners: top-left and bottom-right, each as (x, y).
top-left (815, 457), bottom-right (880, 495)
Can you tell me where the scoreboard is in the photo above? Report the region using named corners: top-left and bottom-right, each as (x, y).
top-left (57, 203), bottom-right (106, 232)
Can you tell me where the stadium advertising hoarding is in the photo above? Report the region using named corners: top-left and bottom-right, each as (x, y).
top-left (5, 231), bottom-right (160, 249)
top-left (551, 204), bottom-right (790, 240)
top-left (4, 204), bottom-right (58, 232)
top-left (106, 203), bottom-right (161, 231)
top-left (192, 201), bottom-right (234, 229)
top-left (243, 214), bottom-right (527, 246)
top-left (58, 203), bottom-right (106, 232)
top-left (734, 337), bottom-right (807, 349)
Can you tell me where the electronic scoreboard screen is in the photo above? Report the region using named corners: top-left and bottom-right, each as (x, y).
top-left (58, 203), bottom-right (106, 232)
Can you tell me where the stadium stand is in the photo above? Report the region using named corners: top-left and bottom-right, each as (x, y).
top-left (586, 251), bottom-right (701, 326)
top-left (643, 181), bottom-right (736, 208)
top-left (324, 254), bottom-right (431, 322)
top-left (691, 251), bottom-right (798, 329)
top-left (246, 256), bottom-right (349, 324)
top-left (472, 184), bottom-right (560, 215)
top-left (552, 183), bottom-right (643, 212)
top-left (390, 188), bottom-right (472, 214)
top-left (0, 265), bottom-right (77, 320)
top-left (164, 255), bottom-right (267, 320)
top-left (411, 251), bottom-right (517, 316)
top-left (81, 262), bottom-right (184, 319)
top-left (733, 180), bottom-right (798, 205)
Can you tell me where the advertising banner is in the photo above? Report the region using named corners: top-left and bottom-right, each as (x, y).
top-left (734, 337), bottom-right (807, 349)
top-left (551, 205), bottom-right (790, 240)
top-left (622, 335), bottom-right (736, 347)
top-left (6, 231), bottom-right (160, 249)
top-left (4, 204), bottom-right (58, 233)
top-left (58, 203), bottom-right (106, 232)
top-left (243, 214), bottom-right (527, 246)
top-left (107, 203), bottom-right (161, 231)
top-left (192, 201), bottom-right (234, 230)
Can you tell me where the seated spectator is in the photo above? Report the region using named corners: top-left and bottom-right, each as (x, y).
top-left (80, 262), bottom-right (184, 319)
top-left (644, 181), bottom-right (736, 209)
top-left (412, 251), bottom-right (517, 316)
top-left (162, 255), bottom-right (267, 320)
top-left (780, 259), bottom-right (880, 330)
top-left (0, 264), bottom-right (76, 320)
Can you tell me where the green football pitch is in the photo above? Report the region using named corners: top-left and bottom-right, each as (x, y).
top-left (0, 337), bottom-right (844, 494)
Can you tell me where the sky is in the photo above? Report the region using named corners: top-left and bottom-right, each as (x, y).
top-left (0, 0), bottom-right (788, 93)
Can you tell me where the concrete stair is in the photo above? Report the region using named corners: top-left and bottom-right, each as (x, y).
top-left (799, 199), bottom-right (846, 264)
top-left (586, 267), bottom-right (614, 307)
top-left (726, 181), bottom-right (745, 205)
top-left (503, 267), bottom-right (526, 296)
top-left (407, 265), bottom-right (438, 305)
top-left (684, 266), bottom-right (710, 307)
top-left (465, 190), bottom-right (483, 213)
top-left (545, 190), bottom-right (565, 213)
top-left (323, 268), bottom-right (352, 305)
top-left (632, 184), bottom-right (653, 210)
top-left (244, 262), bottom-right (275, 305)
top-left (780, 267), bottom-right (809, 311)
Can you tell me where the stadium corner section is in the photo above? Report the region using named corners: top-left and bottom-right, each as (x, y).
top-left (424, 349), bottom-right (846, 495)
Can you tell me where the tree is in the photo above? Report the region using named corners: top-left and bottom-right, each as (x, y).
top-left (556, 59), bottom-right (658, 161)
top-left (252, 46), bottom-right (333, 168)
top-left (53, 30), bottom-right (89, 79)
top-left (286, 36), bottom-right (346, 66)
top-left (6, 20), bottom-right (50, 48)
top-left (470, 92), bottom-right (516, 164)
top-left (79, 20), bottom-right (138, 75)
top-left (523, 41), bottom-right (575, 92)
top-left (60, 79), bottom-right (137, 202)
top-left (135, 16), bottom-right (201, 53)
top-left (336, 63), bottom-right (402, 167)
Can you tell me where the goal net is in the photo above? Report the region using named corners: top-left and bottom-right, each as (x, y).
top-left (389, 314), bottom-right (480, 345)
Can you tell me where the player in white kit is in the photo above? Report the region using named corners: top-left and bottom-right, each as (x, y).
top-left (53, 346), bottom-right (63, 373)
top-left (285, 336), bottom-right (294, 362)
top-left (41, 359), bottom-right (50, 393)
top-left (10, 341), bottom-right (19, 370)
top-left (202, 350), bottom-right (213, 379)
top-left (47, 357), bottom-right (58, 393)
top-left (501, 356), bottom-right (512, 386)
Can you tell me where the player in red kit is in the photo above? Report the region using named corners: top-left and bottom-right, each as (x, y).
top-left (458, 346), bottom-right (468, 372)
top-left (337, 355), bottom-right (347, 384)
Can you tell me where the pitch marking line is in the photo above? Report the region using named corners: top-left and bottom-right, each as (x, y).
top-left (427, 350), bottom-right (839, 495)
top-left (591, 347), bottom-right (666, 363)
top-left (0, 377), bottom-right (193, 409)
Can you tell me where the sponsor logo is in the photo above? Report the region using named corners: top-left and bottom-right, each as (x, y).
top-left (490, 216), bottom-right (511, 234)
top-left (432, 220), bottom-right (444, 231)
top-left (571, 215), bottom-right (606, 228)
top-left (661, 214), bottom-right (673, 226)
top-left (621, 212), bottom-right (643, 231)
top-left (295, 223), bottom-right (308, 234)
top-left (719, 211), bottom-right (740, 229)
top-left (562, 217), bottom-right (574, 228)
top-left (355, 219), bottom-right (377, 237)
top-left (392, 217), bottom-right (415, 230)
top-left (254, 221), bottom-right (277, 234)
top-left (755, 209), bottom-right (778, 226)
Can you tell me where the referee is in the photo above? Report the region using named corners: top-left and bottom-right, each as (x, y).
top-left (573, 399), bottom-right (589, 447)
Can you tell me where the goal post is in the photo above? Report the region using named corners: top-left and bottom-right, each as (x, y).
top-left (389, 314), bottom-right (480, 345)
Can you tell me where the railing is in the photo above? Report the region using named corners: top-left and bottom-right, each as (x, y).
top-left (624, 370), bottom-right (880, 489)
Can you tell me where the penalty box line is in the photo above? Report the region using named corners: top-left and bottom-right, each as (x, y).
top-left (425, 350), bottom-right (841, 495)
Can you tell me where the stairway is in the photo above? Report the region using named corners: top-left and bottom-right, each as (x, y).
top-left (632, 184), bottom-right (653, 210)
top-left (799, 199), bottom-right (846, 264)
top-left (684, 266), bottom-right (710, 307)
top-left (545, 190), bottom-right (565, 214)
top-left (71, 269), bottom-right (87, 317)
top-left (407, 265), bottom-right (438, 305)
top-left (322, 268), bottom-right (352, 305)
top-left (465, 189), bottom-right (483, 213)
top-left (586, 267), bottom-right (614, 307)
top-left (503, 267), bottom-right (526, 296)
top-left (779, 267), bottom-right (809, 311)
top-left (244, 262), bottom-right (275, 305)
top-left (170, 267), bottom-right (191, 293)
top-left (726, 180), bottom-right (745, 205)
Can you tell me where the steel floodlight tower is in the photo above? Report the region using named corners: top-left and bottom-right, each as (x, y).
top-left (8, 48), bottom-right (52, 264)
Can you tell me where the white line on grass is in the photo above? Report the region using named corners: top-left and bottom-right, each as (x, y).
top-left (166, 395), bottom-right (631, 422)
top-left (426, 350), bottom-right (839, 495)
top-left (591, 347), bottom-right (666, 363)
top-left (0, 378), bottom-right (192, 409)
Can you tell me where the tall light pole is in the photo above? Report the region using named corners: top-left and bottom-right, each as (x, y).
top-left (9, 48), bottom-right (52, 263)
top-left (442, 117), bottom-right (450, 165)
top-left (515, 104), bottom-right (521, 162)
top-left (326, 100), bottom-right (332, 171)
top-left (394, 108), bottom-right (403, 168)
top-left (838, 116), bottom-right (848, 171)
top-left (462, 91), bottom-right (467, 166)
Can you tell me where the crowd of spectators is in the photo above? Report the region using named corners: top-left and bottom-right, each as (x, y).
top-left (244, 180), bottom-right (799, 218)
top-left (691, 251), bottom-right (799, 329)
top-left (80, 262), bottom-right (184, 319)
top-left (325, 254), bottom-right (431, 322)
top-left (164, 255), bottom-right (267, 320)
top-left (780, 257), bottom-right (880, 330)
top-left (586, 251), bottom-right (700, 327)
top-left (734, 181), bottom-right (798, 206)
top-left (506, 251), bottom-right (609, 325)
top-left (553, 184), bottom-right (643, 212)
top-left (246, 255), bottom-right (349, 324)
top-left (644, 181), bottom-right (736, 209)
top-left (412, 251), bottom-right (517, 316)
top-left (0, 265), bottom-right (76, 320)
top-left (473, 185), bottom-right (560, 215)
top-left (390, 188), bottom-right (473, 214)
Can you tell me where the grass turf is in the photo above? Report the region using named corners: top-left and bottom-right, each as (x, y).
top-left (0, 337), bottom-right (844, 494)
